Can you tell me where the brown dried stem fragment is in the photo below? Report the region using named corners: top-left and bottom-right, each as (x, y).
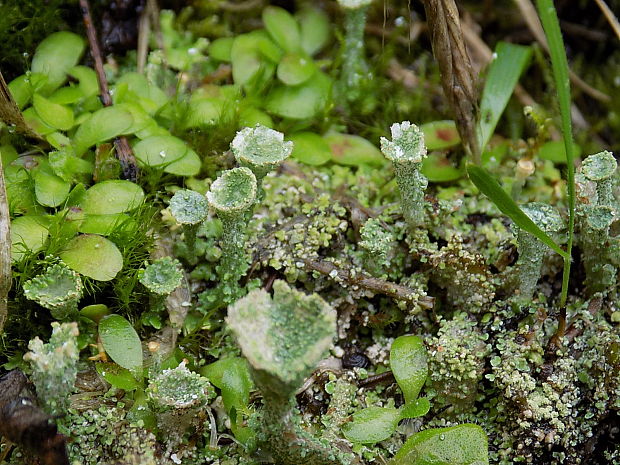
top-left (421, 0), bottom-right (479, 161)
top-left (79, 0), bottom-right (138, 181)
top-left (0, 145), bottom-right (10, 334)
top-left (0, 71), bottom-right (42, 140)
top-left (300, 257), bottom-right (434, 308)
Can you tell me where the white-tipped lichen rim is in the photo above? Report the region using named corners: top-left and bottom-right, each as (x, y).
top-left (231, 125), bottom-right (293, 168)
top-left (207, 167), bottom-right (257, 213)
top-left (380, 120), bottom-right (427, 164)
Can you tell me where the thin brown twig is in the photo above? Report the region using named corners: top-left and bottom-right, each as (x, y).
top-left (79, 0), bottom-right (138, 181)
top-left (300, 257), bottom-right (435, 308)
top-left (0, 71), bottom-right (42, 140)
top-left (593, 0), bottom-right (620, 42)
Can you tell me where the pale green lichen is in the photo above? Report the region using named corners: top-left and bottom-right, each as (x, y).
top-left (169, 189), bottom-right (209, 257)
top-left (138, 256), bottom-right (183, 296)
top-left (380, 122), bottom-right (428, 228)
top-left (66, 406), bottom-right (158, 465)
top-left (230, 125), bottom-right (292, 187)
top-left (337, 0), bottom-right (373, 104)
top-left (147, 361), bottom-right (214, 447)
top-left (24, 322), bottom-right (79, 416)
top-left (581, 205), bottom-right (616, 295)
top-left (426, 313), bottom-right (490, 413)
top-left (515, 202), bottom-right (563, 301)
top-left (581, 150), bottom-right (617, 208)
top-left (206, 167), bottom-right (258, 302)
top-left (359, 217), bottom-right (393, 274)
top-left (228, 280), bottom-right (352, 465)
top-left (23, 262), bottom-right (83, 320)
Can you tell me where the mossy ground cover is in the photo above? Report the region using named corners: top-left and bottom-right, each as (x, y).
top-left (1, 1), bottom-right (620, 464)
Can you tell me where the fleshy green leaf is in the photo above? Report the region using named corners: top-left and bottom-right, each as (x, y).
top-left (31, 31), bottom-right (85, 94)
top-left (265, 71), bottom-right (331, 119)
top-left (209, 37), bottom-right (234, 61)
top-left (390, 335), bottom-right (428, 405)
top-left (391, 424), bottom-right (489, 465)
top-left (34, 170), bottom-right (71, 207)
top-left (421, 120), bottom-right (461, 150)
top-left (99, 314), bottom-right (143, 375)
top-left (79, 213), bottom-right (135, 236)
top-left (10, 215), bottom-right (50, 262)
top-left (73, 106), bottom-right (135, 155)
top-left (163, 149), bottom-right (201, 176)
top-left (133, 135), bottom-right (188, 168)
top-left (96, 362), bottom-right (140, 391)
top-left (263, 6), bottom-right (301, 53)
top-left (421, 153), bottom-right (464, 182)
top-left (325, 132), bottom-right (384, 167)
top-left (399, 397), bottom-right (431, 419)
top-left (59, 234), bottom-right (124, 281)
top-left (32, 94), bottom-right (74, 131)
top-left (342, 406), bottom-right (401, 444)
top-left (68, 66), bottom-right (99, 98)
top-left (477, 42), bottom-right (531, 153)
top-left (80, 180), bottom-right (145, 215)
top-left (277, 53), bottom-right (315, 86)
top-left (288, 132), bottom-right (331, 166)
top-left (297, 7), bottom-right (331, 56)
top-left (467, 164), bottom-right (567, 258)
top-left (202, 357), bottom-right (253, 413)
top-left (231, 33), bottom-right (276, 89)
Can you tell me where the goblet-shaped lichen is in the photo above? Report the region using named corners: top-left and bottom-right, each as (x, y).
top-left (24, 322), bottom-right (79, 416)
top-left (227, 280), bottom-right (349, 465)
top-left (23, 262), bottom-right (83, 320)
top-left (206, 167), bottom-right (257, 295)
top-left (380, 121), bottom-right (428, 228)
top-left (582, 205), bottom-right (616, 295)
top-left (168, 189), bottom-right (209, 257)
top-left (515, 202), bottom-right (564, 301)
top-left (581, 150), bottom-right (617, 208)
top-left (147, 361), bottom-right (213, 445)
top-left (230, 124), bottom-right (292, 192)
top-left (138, 257), bottom-right (183, 296)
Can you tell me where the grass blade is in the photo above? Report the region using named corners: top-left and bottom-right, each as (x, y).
top-left (467, 164), bottom-right (568, 259)
top-left (536, 0), bottom-right (575, 307)
top-left (477, 42), bottom-right (532, 153)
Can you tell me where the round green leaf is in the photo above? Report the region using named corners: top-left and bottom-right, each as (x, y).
top-left (325, 132), bottom-right (384, 167)
top-left (277, 53), bottom-right (316, 86)
top-left (298, 7), bottom-right (331, 56)
top-left (80, 304), bottom-right (111, 323)
top-left (288, 132), bottom-right (331, 166)
top-left (80, 180), bottom-right (145, 215)
top-left (392, 424), bottom-right (489, 465)
top-left (59, 234), bottom-right (123, 281)
top-left (390, 335), bottom-right (428, 405)
top-left (263, 6), bottom-right (301, 52)
top-left (31, 31), bottom-right (85, 94)
top-left (164, 148), bottom-right (201, 176)
top-left (399, 397), bottom-right (431, 419)
top-left (133, 135), bottom-right (188, 168)
top-left (34, 170), bottom-right (71, 207)
top-left (115, 72), bottom-right (168, 114)
top-left (421, 120), bottom-right (460, 150)
top-left (73, 106), bottom-right (135, 155)
top-left (11, 215), bottom-right (50, 262)
top-left (239, 106), bottom-right (273, 128)
top-left (22, 107), bottom-right (55, 135)
top-left (34, 93), bottom-right (73, 129)
top-left (99, 314), bottom-right (143, 375)
top-left (68, 66), bottom-right (99, 98)
top-left (266, 72), bottom-right (332, 119)
top-left (209, 37), bottom-right (234, 61)
top-left (342, 406), bottom-right (401, 444)
top-left (96, 362), bottom-right (140, 391)
top-left (79, 213), bottom-right (135, 236)
top-left (421, 152), bottom-right (464, 183)
top-left (201, 358), bottom-right (253, 412)
top-left (231, 33), bottom-right (275, 88)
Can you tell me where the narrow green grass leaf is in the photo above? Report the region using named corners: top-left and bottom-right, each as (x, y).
top-left (536, 0), bottom-right (576, 307)
top-left (467, 164), bottom-right (567, 259)
top-left (477, 42), bottom-right (532, 153)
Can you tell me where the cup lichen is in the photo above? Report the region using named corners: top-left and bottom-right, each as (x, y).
top-left (380, 121), bottom-right (429, 229)
top-left (23, 262), bottom-right (83, 320)
top-left (168, 188), bottom-right (209, 258)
